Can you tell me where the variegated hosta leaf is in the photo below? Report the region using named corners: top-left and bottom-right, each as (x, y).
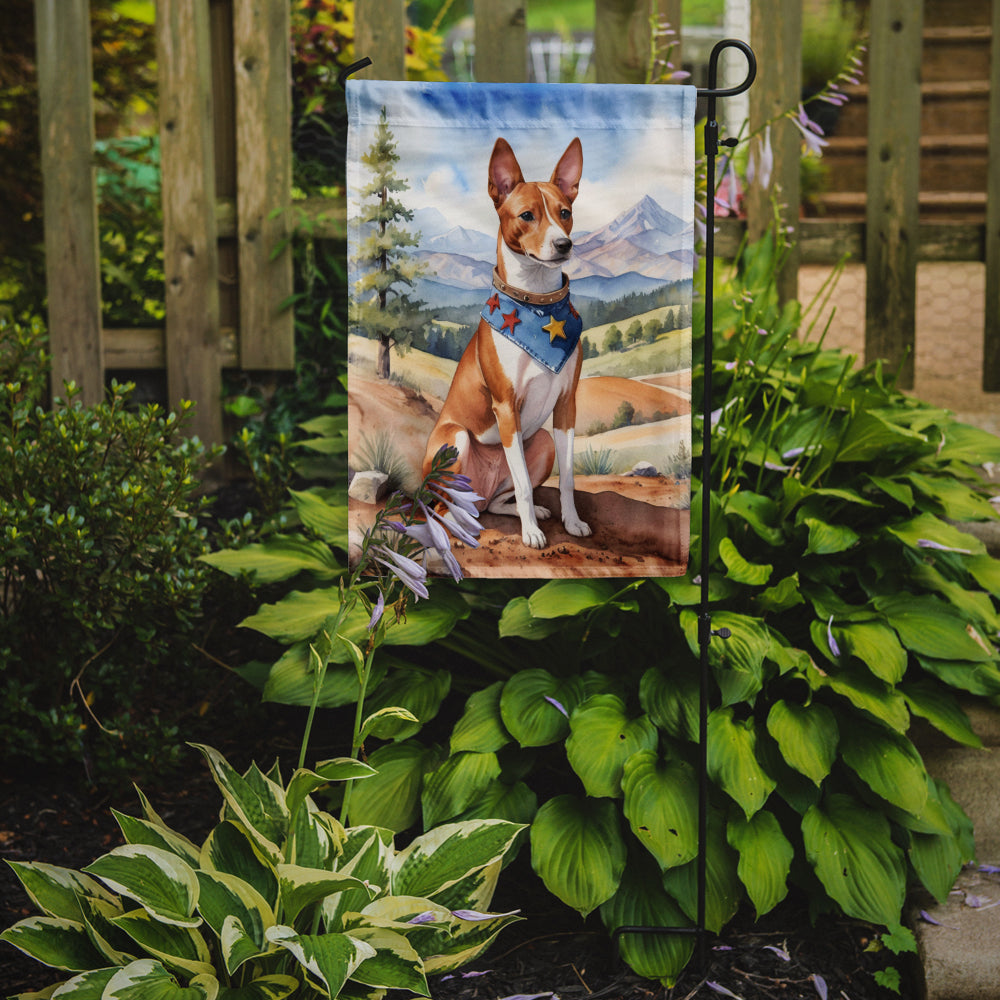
top-left (323, 829), bottom-right (393, 931)
top-left (110, 908), bottom-right (214, 979)
top-left (421, 751), bottom-right (502, 829)
top-left (727, 810), bottom-right (793, 917)
top-left (112, 811), bottom-right (201, 868)
top-left (707, 707), bottom-right (776, 819)
top-left (4, 862), bottom-right (118, 922)
top-left (288, 802), bottom-right (344, 870)
top-left (802, 793), bottom-right (906, 926)
top-left (661, 811), bottom-right (742, 934)
top-left (529, 795), bottom-right (626, 917)
top-left (83, 846), bottom-right (200, 928)
top-left (195, 871), bottom-right (274, 974)
top-left (214, 975), bottom-right (299, 1000)
top-left (421, 906), bottom-right (522, 975)
top-left (345, 926), bottom-right (429, 995)
top-left (391, 820), bottom-right (524, 901)
top-left (77, 894), bottom-right (136, 966)
top-left (191, 745), bottom-right (288, 863)
top-left (200, 822), bottom-right (278, 910)
top-left (424, 859), bottom-right (501, 916)
top-left (450, 681), bottom-right (511, 754)
top-left (102, 958), bottom-right (218, 999)
top-left (765, 700), bottom-right (838, 786)
top-left (621, 751), bottom-right (699, 871)
top-left (362, 667), bottom-right (451, 741)
top-left (838, 718), bottom-right (929, 817)
top-left (46, 966), bottom-right (118, 997)
top-left (265, 926), bottom-right (375, 998)
top-left (599, 853), bottom-right (694, 987)
top-left (566, 695), bottom-right (658, 799)
top-left (276, 864), bottom-right (375, 925)
top-left (499, 669), bottom-right (585, 747)
top-left (0, 916), bottom-right (107, 971)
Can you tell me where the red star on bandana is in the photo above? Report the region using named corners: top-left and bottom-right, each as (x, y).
top-left (486, 293), bottom-right (501, 314)
top-left (501, 309), bottom-right (521, 334)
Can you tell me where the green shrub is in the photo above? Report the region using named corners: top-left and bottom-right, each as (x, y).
top-left (0, 317), bottom-right (220, 783)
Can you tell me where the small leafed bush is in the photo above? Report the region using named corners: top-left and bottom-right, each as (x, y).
top-left (1, 744), bottom-right (523, 998)
top-left (0, 317), bottom-right (218, 782)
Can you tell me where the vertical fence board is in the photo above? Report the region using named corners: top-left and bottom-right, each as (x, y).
top-left (474, 0), bottom-right (527, 82)
top-left (865, 0), bottom-right (923, 389)
top-left (983, 0), bottom-right (1000, 390)
top-left (233, 0), bottom-right (294, 369)
top-left (747, 0), bottom-right (801, 304)
top-left (355, 0), bottom-right (406, 80)
top-left (157, 0), bottom-right (222, 444)
top-left (594, 0), bottom-right (654, 83)
top-left (34, 0), bottom-right (103, 404)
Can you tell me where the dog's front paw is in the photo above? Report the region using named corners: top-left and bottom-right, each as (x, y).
top-left (565, 516), bottom-right (592, 538)
top-left (534, 505), bottom-right (551, 520)
top-left (523, 524), bottom-right (548, 549)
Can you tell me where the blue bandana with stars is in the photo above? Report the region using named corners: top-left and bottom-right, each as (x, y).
top-left (480, 278), bottom-right (583, 374)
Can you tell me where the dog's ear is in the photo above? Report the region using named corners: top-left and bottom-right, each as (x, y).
top-left (488, 138), bottom-right (524, 208)
top-left (550, 138), bottom-right (583, 204)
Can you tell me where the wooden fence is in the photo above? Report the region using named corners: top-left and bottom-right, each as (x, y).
top-left (33, 0), bottom-right (1000, 445)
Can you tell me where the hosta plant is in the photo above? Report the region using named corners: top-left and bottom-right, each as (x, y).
top-left (1, 744), bottom-right (523, 999)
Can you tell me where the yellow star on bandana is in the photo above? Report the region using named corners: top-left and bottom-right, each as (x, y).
top-left (542, 315), bottom-right (567, 343)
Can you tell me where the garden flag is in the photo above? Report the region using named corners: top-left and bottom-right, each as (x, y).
top-left (346, 80), bottom-right (696, 578)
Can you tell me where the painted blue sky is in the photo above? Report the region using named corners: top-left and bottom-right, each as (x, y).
top-left (347, 80), bottom-right (697, 238)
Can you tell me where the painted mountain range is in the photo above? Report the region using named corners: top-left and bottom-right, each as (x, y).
top-left (409, 195), bottom-right (694, 308)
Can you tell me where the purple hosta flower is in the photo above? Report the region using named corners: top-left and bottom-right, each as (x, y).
top-left (367, 590), bottom-right (385, 631)
top-left (979, 864), bottom-right (1000, 874)
top-left (544, 695), bottom-right (569, 718)
top-left (747, 124), bottom-right (774, 191)
top-left (763, 944), bottom-right (791, 962)
top-left (919, 909), bottom-right (958, 929)
top-left (917, 538), bottom-right (973, 555)
top-left (827, 615), bottom-right (841, 658)
top-left (407, 911), bottom-right (438, 925)
top-left (782, 446), bottom-right (806, 461)
top-left (707, 983), bottom-right (742, 999)
top-left (441, 970), bottom-right (493, 982)
top-left (451, 908), bottom-right (521, 921)
top-left (370, 544), bottom-right (429, 600)
top-left (791, 103), bottom-right (829, 156)
top-left (811, 974), bottom-right (828, 1000)
top-left (393, 501), bottom-right (464, 582)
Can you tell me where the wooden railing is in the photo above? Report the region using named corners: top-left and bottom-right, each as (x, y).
top-left (32, 0), bottom-right (1000, 445)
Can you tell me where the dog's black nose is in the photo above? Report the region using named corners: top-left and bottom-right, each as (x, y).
top-left (554, 237), bottom-right (572, 255)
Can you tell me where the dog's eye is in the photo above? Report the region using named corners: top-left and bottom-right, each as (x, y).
top-left (560, 208), bottom-right (572, 220)
top-left (519, 211), bottom-right (534, 222)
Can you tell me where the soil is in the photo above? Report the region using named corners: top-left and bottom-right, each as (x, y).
top-left (0, 743), bottom-right (913, 1000)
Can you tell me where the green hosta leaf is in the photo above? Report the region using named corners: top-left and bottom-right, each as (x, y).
top-left (566, 695), bottom-right (658, 798)
top-left (916, 655), bottom-right (1000, 697)
top-left (497, 596), bottom-right (564, 639)
top-left (421, 751), bottom-right (502, 828)
top-left (808, 661), bottom-right (910, 732)
top-left (707, 707), bottom-right (776, 818)
top-left (265, 926), bottom-right (375, 998)
top-left (200, 822), bottom-right (278, 910)
top-left (908, 779), bottom-right (969, 904)
top-left (103, 959), bottom-right (218, 1000)
top-left (216, 975), bottom-right (299, 1000)
top-left (346, 926), bottom-right (428, 994)
top-left (261, 643), bottom-right (384, 709)
top-left (621, 751), bottom-right (698, 871)
top-left (285, 759), bottom-right (376, 821)
top-left (191, 746), bottom-right (287, 863)
top-left (835, 621), bottom-right (907, 684)
top-left (288, 488), bottom-right (348, 546)
top-left (802, 793), bottom-right (906, 926)
top-left (906, 472), bottom-right (998, 522)
top-left (718, 537), bottom-right (772, 585)
top-left (755, 573), bottom-right (805, 614)
top-left (724, 490), bottom-right (784, 545)
top-left (765, 700), bottom-right (838, 786)
top-left (393, 820), bottom-right (524, 901)
top-left (901, 680), bottom-right (982, 748)
top-left (886, 512), bottom-right (985, 557)
top-left (911, 562), bottom-right (1000, 633)
top-left (363, 667), bottom-right (451, 740)
top-left (839, 718), bottom-right (929, 816)
top-left (0, 916), bottom-right (107, 971)
top-left (967, 553), bottom-right (1000, 597)
top-left (277, 865), bottom-right (374, 925)
top-left (499, 670), bottom-right (584, 747)
top-left (83, 846), bottom-right (200, 928)
top-left (112, 812), bottom-right (201, 868)
top-left (527, 579), bottom-right (619, 618)
top-left (803, 517), bottom-right (859, 556)
top-left (200, 536), bottom-right (341, 584)
top-left (727, 811), bottom-right (793, 917)
top-left (453, 779), bottom-right (538, 827)
top-left (111, 908), bottom-right (214, 978)
top-left (195, 871), bottom-right (273, 974)
top-left (4, 862), bottom-right (118, 923)
top-left (875, 594), bottom-right (994, 662)
top-left (639, 664), bottom-right (699, 742)
top-left (935, 421), bottom-right (1000, 464)
top-left (866, 474), bottom-right (914, 509)
top-left (450, 682), bottom-right (511, 754)
top-left (680, 610), bottom-right (770, 706)
top-left (599, 853), bottom-right (694, 987)
top-left (347, 740), bottom-right (442, 832)
top-left (661, 810), bottom-right (741, 933)
top-left (835, 409), bottom-right (927, 463)
top-left (530, 795), bottom-right (626, 917)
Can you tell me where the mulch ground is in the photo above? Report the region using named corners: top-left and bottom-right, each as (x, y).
top-left (1, 740), bottom-right (913, 1000)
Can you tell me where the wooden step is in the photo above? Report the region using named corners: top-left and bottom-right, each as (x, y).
top-left (922, 0), bottom-right (992, 28)
top-left (813, 190), bottom-right (987, 222)
top-left (922, 25), bottom-right (993, 83)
